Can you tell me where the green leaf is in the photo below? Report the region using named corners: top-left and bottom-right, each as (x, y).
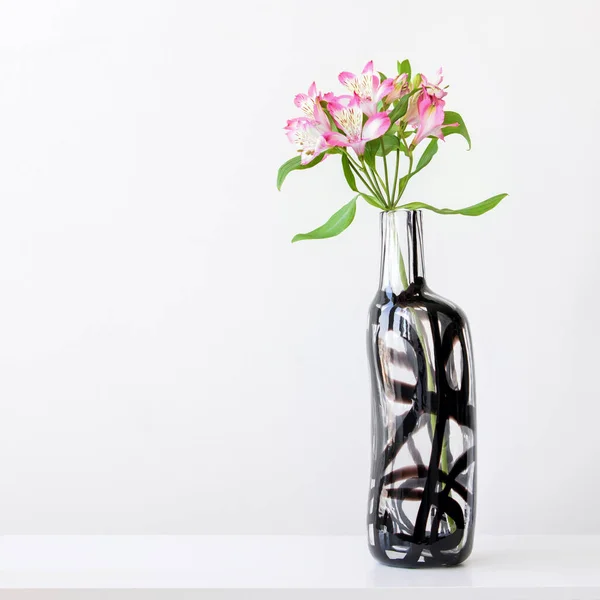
top-left (388, 95), bottom-right (410, 124)
top-left (397, 59), bottom-right (411, 79)
top-left (375, 134), bottom-right (401, 157)
top-left (292, 197), bottom-right (358, 243)
top-left (414, 139), bottom-right (439, 173)
top-left (398, 173), bottom-right (410, 192)
top-left (341, 154), bottom-right (358, 192)
top-left (388, 88), bottom-right (420, 123)
top-left (360, 193), bottom-right (386, 210)
top-left (442, 111), bottom-right (471, 150)
top-left (378, 71), bottom-right (388, 81)
top-left (363, 140), bottom-right (378, 170)
top-left (277, 154), bottom-right (325, 191)
top-left (397, 194), bottom-right (508, 216)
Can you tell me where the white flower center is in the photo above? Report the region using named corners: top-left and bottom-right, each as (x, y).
top-left (294, 123), bottom-right (321, 151)
top-left (298, 98), bottom-right (315, 116)
top-left (334, 106), bottom-right (363, 141)
top-left (345, 74), bottom-right (374, 100)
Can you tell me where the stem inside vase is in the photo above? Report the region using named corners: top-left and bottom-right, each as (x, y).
top-left (396, 243), bottom-right (456, 533)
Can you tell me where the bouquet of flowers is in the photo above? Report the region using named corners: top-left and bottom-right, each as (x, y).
top-left (277, 59), bottom-right (507, 242)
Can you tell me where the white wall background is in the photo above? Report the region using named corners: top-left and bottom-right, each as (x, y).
top-left (0, 0), bottom-right (598, 535)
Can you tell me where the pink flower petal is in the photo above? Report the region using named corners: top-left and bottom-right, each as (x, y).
top-left (314, 135), bottom-right (330, 155)
top-left (361, 100), bottom-right (378, 117)
top-left (284, 117), bottom-right (303, 142)
top-left (313, 102), bottom-right (331, 130)
top-left (348, 93), bottom-right (362, 109)
top-left (403, 91), bottom-right (422, 126)
top-left (351, 141), bottom-right (367, 155)
top-left (301, 151), bottom-right (317, 165)
top-left (362, 60), bottom-right (374, 75)
top-left (339, 71), bottom-right (356, 86)
top-left (376, 78), bottom-right (395, 102)
top-left (326, 100), bottom-right (345, 117)
top-left (294, 93), bottom-right (310, 108)
top-left (308, 81), bottom-right (317, 97)
top-left (413, 101), bottom-right (446, 145)
top-left (323, 131), bottom-right (350, 147)
top-left (361, 112), bottom-right (391, 141)
top-left (329, 93), bottom-right (353, 105)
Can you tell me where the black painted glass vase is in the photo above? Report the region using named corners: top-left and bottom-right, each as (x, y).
top-left (367, 209), bottom-right (476, 568)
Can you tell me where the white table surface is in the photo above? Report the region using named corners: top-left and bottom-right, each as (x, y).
top-left (0, 535), bottom-right (598, 598)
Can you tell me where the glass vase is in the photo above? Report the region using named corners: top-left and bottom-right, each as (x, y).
top-left (367, 209), bottom-right (476, 567)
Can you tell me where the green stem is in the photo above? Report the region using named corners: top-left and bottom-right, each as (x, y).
top-left (397, 247), bottom-right (409, 289)
top-left (398, 232), bottom-right (454, 533)
top-left (347, 161), bottom-right (379, 199)
top-left (394, 127), bottom-right (413, 207)
top-left (396, 152), bottom-right (413, 206)
top-left (396, 247), bottom-right (433, 389)
top-left (370, 164), bottom-right (389, 199)
top-left (344, 151), bottom-right (364, 171)
top-left (414, 312), bottom-right (435, 392)
top-left (381, 137), bottom-right (390, 203)
top-left (362, 160), bottom-right (387, 206)
top-left (441, 438), bottom-right (450, 480)
top-left (391, 148), bottom-right (400, 203)
top-left (343, 150), bottom-right (387, 207)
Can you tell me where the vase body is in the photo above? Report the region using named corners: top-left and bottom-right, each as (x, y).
top-left (367, 210), bottom-right (476, 568)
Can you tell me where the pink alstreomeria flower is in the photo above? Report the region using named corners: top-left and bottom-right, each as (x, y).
top-left (284, 118), bottom-right (327, 165)
top-left (405, 68), bottom-right (457, 146)
top-left (384, 72), bottom-right (409, 104)
top-left (285, 87), bottom-right (334, 165)
top-left (411, 94), bottom-right (448, 145)
top-left (285, 83), bottom-right (337, 164)
top-left (294, 82), bottom-right (323, 116)
top-left (338, 61), bottom-right (394, 116)
top-left (421, 68), bottom-right (448, 99)
top-left (324, 94), bottom-right (390, 156)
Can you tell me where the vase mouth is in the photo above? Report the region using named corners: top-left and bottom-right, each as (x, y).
top-left (379, 209), bottom-right (423, 223)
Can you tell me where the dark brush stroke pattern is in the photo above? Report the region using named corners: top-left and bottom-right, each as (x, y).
top-left (367, 279), bottom-right (476, 568)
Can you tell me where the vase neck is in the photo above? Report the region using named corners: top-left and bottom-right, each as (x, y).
top-left (378, 210), bottom-right (426, 295)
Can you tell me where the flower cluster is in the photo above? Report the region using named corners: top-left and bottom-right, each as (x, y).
top-left (284, 61), bottom-right (456, 165)
top-left (278, 59), bottom-right (507, 242)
